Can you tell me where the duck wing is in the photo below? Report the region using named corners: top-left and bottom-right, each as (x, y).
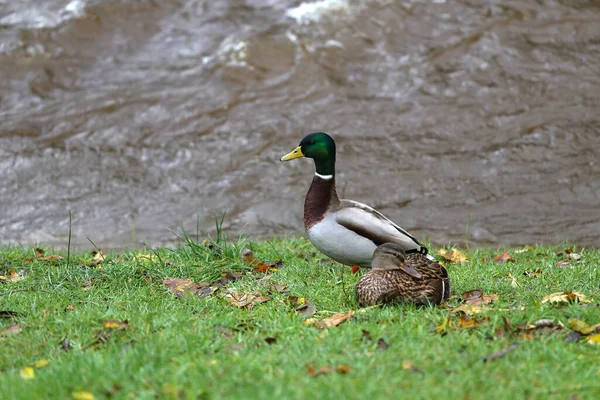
top-left (334, 200), bottom-right (425, 252)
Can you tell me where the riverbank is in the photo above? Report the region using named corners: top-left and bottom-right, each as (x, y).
top-left (1, 234), bottom-right (598, 399)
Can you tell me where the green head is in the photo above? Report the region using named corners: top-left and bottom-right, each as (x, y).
top-left (280, 132), bottom-right (336, 176)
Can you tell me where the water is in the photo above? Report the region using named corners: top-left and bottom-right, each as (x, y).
top-left (1, 0), bottom-right (599, 249)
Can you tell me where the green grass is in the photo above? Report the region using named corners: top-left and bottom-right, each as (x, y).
top-left (1, 234), bottom-right (599, 400)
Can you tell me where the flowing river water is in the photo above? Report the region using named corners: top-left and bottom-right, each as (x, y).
top-left (1, 0), bottom-right (599, 249)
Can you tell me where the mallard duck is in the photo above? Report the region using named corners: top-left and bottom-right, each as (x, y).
top-left (280, 132), bottom-right (429, 268)
top-left (356, 243), bottom-right (450, 306)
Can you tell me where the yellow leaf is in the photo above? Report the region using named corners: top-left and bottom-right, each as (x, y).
top-left (20, 367), bottom-right (35, 380)
top-left (34, 359), bottom-right (49, 368)
top-left (92, 250), bottom-right (105, 265)
top-left (402, 360), bottom-right (414, 370)
top-left (570, 319), bottom-right (600, 335)
top-left (315, 312), bottom-right (354, 329)
top-left (72, 391), bottom-right (95, 400)
top-left (542, 292), bottom-right (591, 304)
top-left (452, 304), bottom-right (489, 315)
top-left (437, 248), bottom-right (469, 263)
top-left (587, 334), bottom-right (600, 345)
top-left (508, 272), bottom-right (521, 288)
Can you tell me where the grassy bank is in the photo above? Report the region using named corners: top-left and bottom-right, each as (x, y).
top-left (1, 234), bottom-right (599, 399)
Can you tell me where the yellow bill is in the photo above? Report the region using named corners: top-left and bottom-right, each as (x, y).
top-left (280, 146), bottom-right (304, 161)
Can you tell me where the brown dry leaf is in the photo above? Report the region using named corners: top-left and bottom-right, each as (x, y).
top-left (569, 318), bottom-right (600, 335)
top-left (457, 315), bottom-right (489, 329)
top-left (587, 334), bottom-right (600, 345)
top-left (225, 292), bottom-right (255, 308)
top-left (351, 265), bottom-right (360, 274)
top-left (0, 269), bottom-right (25, 282)
top-left (315, 312), bottom-right (354, 329)
top-left (377, 338), bottom-right (389, 351)
top-left (0, 322), bottom-right (24, 336)
top-left (523, 269), bottom-right (542, 277)
top-left (103, 320), bottom-right (129, 330)
top-left (92, 250), bottom-right (105, 265)
top-left (241, 248), bottom-right (282, 273)
top-left (224, 291), bottom-right (270, 309)
top-left (336, 364), bottom-right (351, 374)
top-left (461, 289), bottom-right (499, 306)
top-left (34, 248), bottom-right (63, 261)
top-left (452, 304), bottom-right (491, 315)
top-left (493, 251), bottom-right (511, 265)
top-left (269, 284), bottom-right (289, 293)
top-left (296, 299), bottom-right (317, 317)
top-left (163, 278), bottom-right (212, 299)
top-left (306, 364), bottom-right (350, 377)
top-left (541, 291), bottom-right (591, 304)
top-left (437, 248), bottom-right (469, 264)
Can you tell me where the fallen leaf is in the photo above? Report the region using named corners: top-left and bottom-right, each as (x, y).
top-left (72, 391), bottom-right (95, 400)
top-left (523, 269), bottom-right (542, 277)
top-left (306, 364), bottom-right (350, 377)
top-left (0, 322), bottom-right (23, 336)
top-left (437, 248), bottom-right (469, 263)
top-left (269, 284), bottom-right (289, 293)
top-left (61, 338), bottom-right (71, 351)
top-left (0, 269), bottom-right (25, 282)
top-left (452, 304), bottom-right (491, 315)
top-left (314, 312), bottom-right (354, 329)
top-left (569, 319), bottom-right (600, 335)
top-left (20, 367), bottom-right (35, 380)
top-left (264, 336), bottom-right (277, 345)
top-left (336, 364), bottom-right (351, 374)
top-left (507, 272), bottom-right (521, 288)
top-left (65, 304), bottom-right (75, 311)
top-left (493, 251), bottom-right (511, 265)
top-left (224, 291), bottom-right (270, 309)
top-left (287, 296), bottom-right (303, 308)
top-left (435, 316), bottom-right (452, 334)
top-left (103, 320), bottom-right (129, 330)
top-left (92, 250), bottom-right (105, 265)
top-left (457, 315), bottom-right (489, 329)
top-left (567, 252), bottom-right (581, 260)
top-left (461, 289), bottom-right (499, 306)
top-left (461, 289), bottom-right (483, 302)
top-left (482, 343), bottom-right (519, 362)
top-left (306, 365), bottom-right (332, 377)
top-left (564, 331), bottom-right (582, 343)
top-left (212, 272), bottom-right (243, 288)
top-left (81, 280), bottom-right (92, 291)
top-left (351, 265), bottom-right (360, 274)
top-left (296, 299), bottom-right (317, 317)
top-left (542, 292), bottom-right (591, 304)
top-left (241, 248), bottom-right (255, 264)
top-left (241, 248), bottom-right (282, 273)
top-left (587, 334), bottom-right (600, 345)
top-left (163, 278), bottom-right (212, 298)
top-left (34, 359), bottom-right (49, 368)
top-left (377, 338), bottom-right (389, 351)
top-left (224, 292), bottom-right (254, 308)
top-left (555, 260), bottom-right (573, 268)
top-left (34, 248), bottom-right (63, 261)
top-left (402, 360), bottom-right (424, 374)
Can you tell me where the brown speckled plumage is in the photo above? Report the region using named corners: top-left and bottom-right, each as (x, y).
top-left (356, 243), bottom-right (450, 306)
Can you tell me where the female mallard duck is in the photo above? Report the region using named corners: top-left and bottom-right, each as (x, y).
top-left (280, 132), bottom-right (429, 269)
top-left (356, 243), bottom-right (450, 306)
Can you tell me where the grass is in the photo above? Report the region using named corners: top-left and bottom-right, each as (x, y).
top-left (0, 232), bottom-right (599, 400)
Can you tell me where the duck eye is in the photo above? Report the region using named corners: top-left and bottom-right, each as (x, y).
top-left (310, 140), bottom-right (315, 145)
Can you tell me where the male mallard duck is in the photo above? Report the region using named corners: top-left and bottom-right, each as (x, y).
top-left (280, 132), bottom-right (429, 269)
top-left (356, 243), bottom-right (450, 306)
